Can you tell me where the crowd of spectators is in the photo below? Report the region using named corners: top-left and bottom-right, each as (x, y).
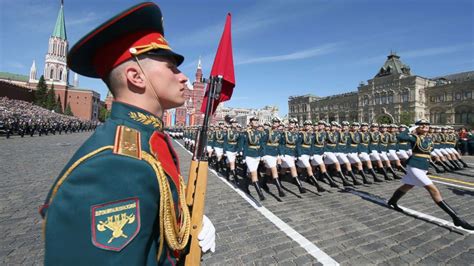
top-left (0, 97), bottom-right (98, 138)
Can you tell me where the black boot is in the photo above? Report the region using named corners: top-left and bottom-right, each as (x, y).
top-left (387, 189), bottom-right (406, 212)
top-left (457, 159), bottom-right (469, 168)
top-left (294, 176), bottom-right (306, 193)
top-left (440, 160), bottom-right (454, 172)
top-left (338, 171), bottom-right (353, 187)
top-left (323, 172), bottom-right (339, 188)
top-left (437, 200), bottom-right (474, 230)
top-left (431, 161), bottom-right (445, 173)
top-left (274, 177), bottom-right (286, 197)
top-left (253, 181), bottom-right (265, 200)
top-left (359, 169), bottom-right (372, 184)
top-left (348, 171), bottom-right (363, 185)
top-left (369, 168), bottom-right (384, 182)
top-left (387, 167), bottom-right (401, 180)
top-left (260, 174), bottom-right (270, 191)
top-left (398, 165), bottom-right (407, 174)
top-left (230, 169), bottom-right (239, 185)
top-left (448, 160), bottom-right (461, 170)
top-left (379, 167), bottom-right (393, 181)
top-left (309, 175), bottom-right (326, 192)
top-left (242, 178), bottom-right (251, 194)
top-left (225, 165), bottom-right (231, 181)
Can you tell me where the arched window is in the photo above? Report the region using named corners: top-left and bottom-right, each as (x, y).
top-left (50, 68), bottom-right (54, 79)
top-left (59, 69), bottom-right (63, 81)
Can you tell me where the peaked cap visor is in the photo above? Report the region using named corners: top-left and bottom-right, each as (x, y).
top-left (67, 2), bottom-right (184, 78)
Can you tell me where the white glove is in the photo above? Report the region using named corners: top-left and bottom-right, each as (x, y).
top-left (198, 215), bottom-right (215, 253)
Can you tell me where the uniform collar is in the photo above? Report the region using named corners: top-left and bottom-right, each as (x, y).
top-left (110, 101), bottom-right (164, 132)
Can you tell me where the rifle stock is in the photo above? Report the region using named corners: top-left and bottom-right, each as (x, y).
top-left (184, 76), bottom-right (221, 265)
top-left (185, 160), bottom-right (208, 265)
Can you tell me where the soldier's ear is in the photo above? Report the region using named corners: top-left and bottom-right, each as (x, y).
top-left (125, 65), bottom-right (146, 91)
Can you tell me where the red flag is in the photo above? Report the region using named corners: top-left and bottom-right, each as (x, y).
top-left (200, 13), bottom-right (235, 114)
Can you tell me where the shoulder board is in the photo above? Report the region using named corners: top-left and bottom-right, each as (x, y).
top-left (113, 125), bottom-right (142, 160)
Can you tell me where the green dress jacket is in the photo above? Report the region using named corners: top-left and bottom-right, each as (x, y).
top-left (41, 102), bottom-right (188, 265)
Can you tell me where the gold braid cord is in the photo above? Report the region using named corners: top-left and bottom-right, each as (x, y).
top-left (142, 152), bottom-right (191, 260)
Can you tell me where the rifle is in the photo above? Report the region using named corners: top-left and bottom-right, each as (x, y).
top-left (184, 76), bottom-right (222, 265)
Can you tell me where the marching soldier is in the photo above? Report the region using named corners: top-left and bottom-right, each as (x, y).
top-left (343, 121), bottom-right (372, 184)
top-left (280, 118), bottom-right (306, 193)
top-left (41, 3), bottom-right (215, 264)
top-left (296, 120), bottom-right (326, 192)
top-left (358, 122), bottom-right (384, 182)
top-left (241, 116), bottom-right (266, 200)
top-left (324, 121), bottom-right (352, 186)
top-left (214, 122), bottom-right (226, 173)
top-left (260, 117), bottom-right (286, 197)
top-left (335, 121), bottom-right (363, 185)
top-left (368, 123), bottom-right (392, 181)
top-left (388, 120), bottom-right (473, 230)
top-left (311, 121), bottom-right (339, 187)
top-left (223, 118), bottom-right (241, 184)
top-left (379, 124), bottom-right (401, 179)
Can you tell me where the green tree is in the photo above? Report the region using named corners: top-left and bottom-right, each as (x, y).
top-left (98, 106), bottom-right (111, 122)
top-left (46, 84), bottom-right (57, 110)
top-left (64, 103), bottom-right (74, 116)
top-left (34, 75), bottom-right (48, 107)
top-left (399, 111), bottom-right (414, 125)
top-left (377, 115), bottom-right (392, 124)
top-left (54, 95), bottom-right (63, 114)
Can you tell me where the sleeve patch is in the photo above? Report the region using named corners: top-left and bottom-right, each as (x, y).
top-left (91, 197), bottom-right (141, 251)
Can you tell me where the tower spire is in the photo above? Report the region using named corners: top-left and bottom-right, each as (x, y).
top-left (52, 0), bottom-right (67, 40)
top-left (29, 60), bottom-right (37, 82)
top-left (195, 56), bottom-right (203, 82)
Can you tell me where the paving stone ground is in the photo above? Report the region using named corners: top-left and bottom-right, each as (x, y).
top-left (1, 132), bottom-right (473, 265)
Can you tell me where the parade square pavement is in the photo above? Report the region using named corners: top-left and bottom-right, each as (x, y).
top-left (1, 132), bottom-right (473, 265)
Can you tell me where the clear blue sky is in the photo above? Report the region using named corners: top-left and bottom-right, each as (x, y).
top-left (1, 0), bottom-right (473, 116)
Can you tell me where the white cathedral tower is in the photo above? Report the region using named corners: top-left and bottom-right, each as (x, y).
top-left (44, 0), bottom-right (68, 86)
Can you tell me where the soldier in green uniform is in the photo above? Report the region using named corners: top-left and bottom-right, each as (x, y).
top-left (206, 125), bottom-right (216, 168)
top-left (296, 120), bottom-right (326, 192)
top-left (260, 117), bottom-right (286, 197)
top-left (323, 121), bottom-right (352, 186)
top-left (213, 122), bottom-right (226, 173)
top-left (241, 117), bottom-right (266, 200)
top-left (368, 123), bottom-right (392, 181)
top-left (388, 120), bottom-right (473, 230)
top-left (357, 122), bottom-right (384, 182)
top-left (41, 3), bottom-right (215, 264)
top-left (223, 118), bottom-right (241, 184)
top-left (311, 121), bottom-right (339, 187)
top-left (335, 121), bottom-right (363, 185)
top-left (280, 118), bottom-right (306, 193)
top-left (379, 124), bottom-right (401, 179)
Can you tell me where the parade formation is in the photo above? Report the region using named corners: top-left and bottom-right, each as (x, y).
top-left (176, 116), bottom-right (474, 231)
